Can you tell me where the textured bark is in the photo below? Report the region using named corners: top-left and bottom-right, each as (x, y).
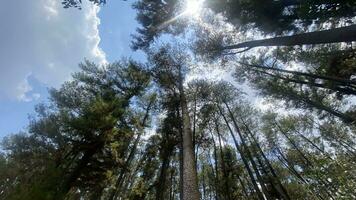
top-left (224, 25), bottom-right (356, 50)
top-left (178, 68), bottom-right (200, 200)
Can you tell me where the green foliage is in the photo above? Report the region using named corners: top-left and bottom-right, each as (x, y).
top-left (3, 2), bottom-right (356, 199)
top-left (206, 0), bottom-right (356, 34)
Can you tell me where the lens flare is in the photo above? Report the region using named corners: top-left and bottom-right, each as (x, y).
top-left (184, 0), bottom-right (204, 17)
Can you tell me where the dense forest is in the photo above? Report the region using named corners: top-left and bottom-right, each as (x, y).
top-left (1, 0), bottom-right (356, 199)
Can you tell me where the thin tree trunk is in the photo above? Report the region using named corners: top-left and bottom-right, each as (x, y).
top-left (109, 100), bottom-right (154, 200)
top-left (62, 142), bottom-right (102, 195)
top-left (277, 142), bottom-right (334, 199)
top-left (216, 124), bottom-right (233, 200)
top-left (202, 162), bottom-right (207, 200)
top-left (236, 174), bottom-right (250, 199)
top-left (209, 131), bottom-right (220, 200)
top-left (307, 118), bottom-right (356, 154)
top-left (294, 129), bottom-right (334, 160)
top-left (156, 146), bottom-right (173, 200)
top-left (193, 93), bottom-right (197, 151)
top-left (253, 68), bottom-right (356, 95)
top-left (217, 105), bottom-right (265, 200)
top-left (169, 168), bottom-right (174, 200)
top-left (283, 89), bottom-right (355, 123)
top-left (274, 121), bottom-right (313, 166)
top-left (223, 25), bottom-right (356, 50)
top-left (239, 62), bottom-right (356, 87)
top-left (177, 106), bottom-right (184, 200)
top-left (223, 103), bottom-right (272, 200)
top-left (240, 118), bottom-right (291, 200)
top-left (274, 149), bottom-right (325, 200)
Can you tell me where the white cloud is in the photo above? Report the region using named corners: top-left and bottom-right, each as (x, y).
top-left (0, 0), bottom-right (106, 101)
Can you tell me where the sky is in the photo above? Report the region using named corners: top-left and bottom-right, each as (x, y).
top-left (0, 0), bottom-right (143, 138)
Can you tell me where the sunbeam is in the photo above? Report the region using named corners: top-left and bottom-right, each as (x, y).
top-left (157, 0), bottom-right (204, 30)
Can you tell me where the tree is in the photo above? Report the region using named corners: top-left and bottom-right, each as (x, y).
top-left (0, 60), bottom-right (150, 199)
top-left (206, 0), bottom-right (356, 34)
top-left (3, 2), bottom-right (356, 199)
top-left (221, 25), bottom-right (356, 52)
top-left (149, 45), bottom-right (200, 200)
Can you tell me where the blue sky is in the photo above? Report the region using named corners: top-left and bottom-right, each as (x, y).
top-left (0, 0), bottom-right (143, 138)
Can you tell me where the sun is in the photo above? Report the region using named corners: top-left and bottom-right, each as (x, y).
top-left (184, 0), bottom-right (204, 17)
top-left (157, 0), bottom-right (204, 30)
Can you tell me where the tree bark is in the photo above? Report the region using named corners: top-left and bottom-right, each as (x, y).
top-left (178, 68), bottom-right (200, 200)
top-left (224, 25), bottom-right (356, 50)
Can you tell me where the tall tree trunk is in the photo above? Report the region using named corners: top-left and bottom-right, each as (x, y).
top-left (223, 25), bottom-right (356, 50)
top-left (216, 123), bottom-right (233, 200)
top-left (274, 148), bottom-right (325, 200)
top-left (202, 162), bottom-right (207, 200)
top-left (293, 129), bottom-right (334, 160)
top-left (177, 106), bottom-right (184, 200)
top-left (193, 93), bottom-right (197, 151)
top-left (156, 146), bottom-right (173, 200)
top-left (273, 132), bottom-right (336, 200)
top-left (274, 121), bottom-right (314, 166)
top-left (169, 168), bottom-right (175, 200)
top-left (252, 68), bottom-right (356, 95)
top-left (236, 174), bottom-right (249, 199)
top-left (178, 68), bottom-right (200, 200)
top-left (239, 62), bottom-right (356, 87)
top-left (241, 118), bottom-right (291, 200)
top-left (62, 142), bottom-right (102, 196)
top-left (307, 118), bottom-right (356, 154)
top-left (274, 147), bottom-right (331, 200)
top-left (283, 88), bottom-right (355, 123)
top-left (223, 103), bottom-right (272, 200)
top-left (217, 105), bottom-right (265, 200)
top-left (209, 131), bottom-right (220, 200)
top-left (109, 100), bottom-right (154, 200)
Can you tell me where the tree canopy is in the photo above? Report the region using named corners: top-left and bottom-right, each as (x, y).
top-left (1, 1), bottom-right (356, 200)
